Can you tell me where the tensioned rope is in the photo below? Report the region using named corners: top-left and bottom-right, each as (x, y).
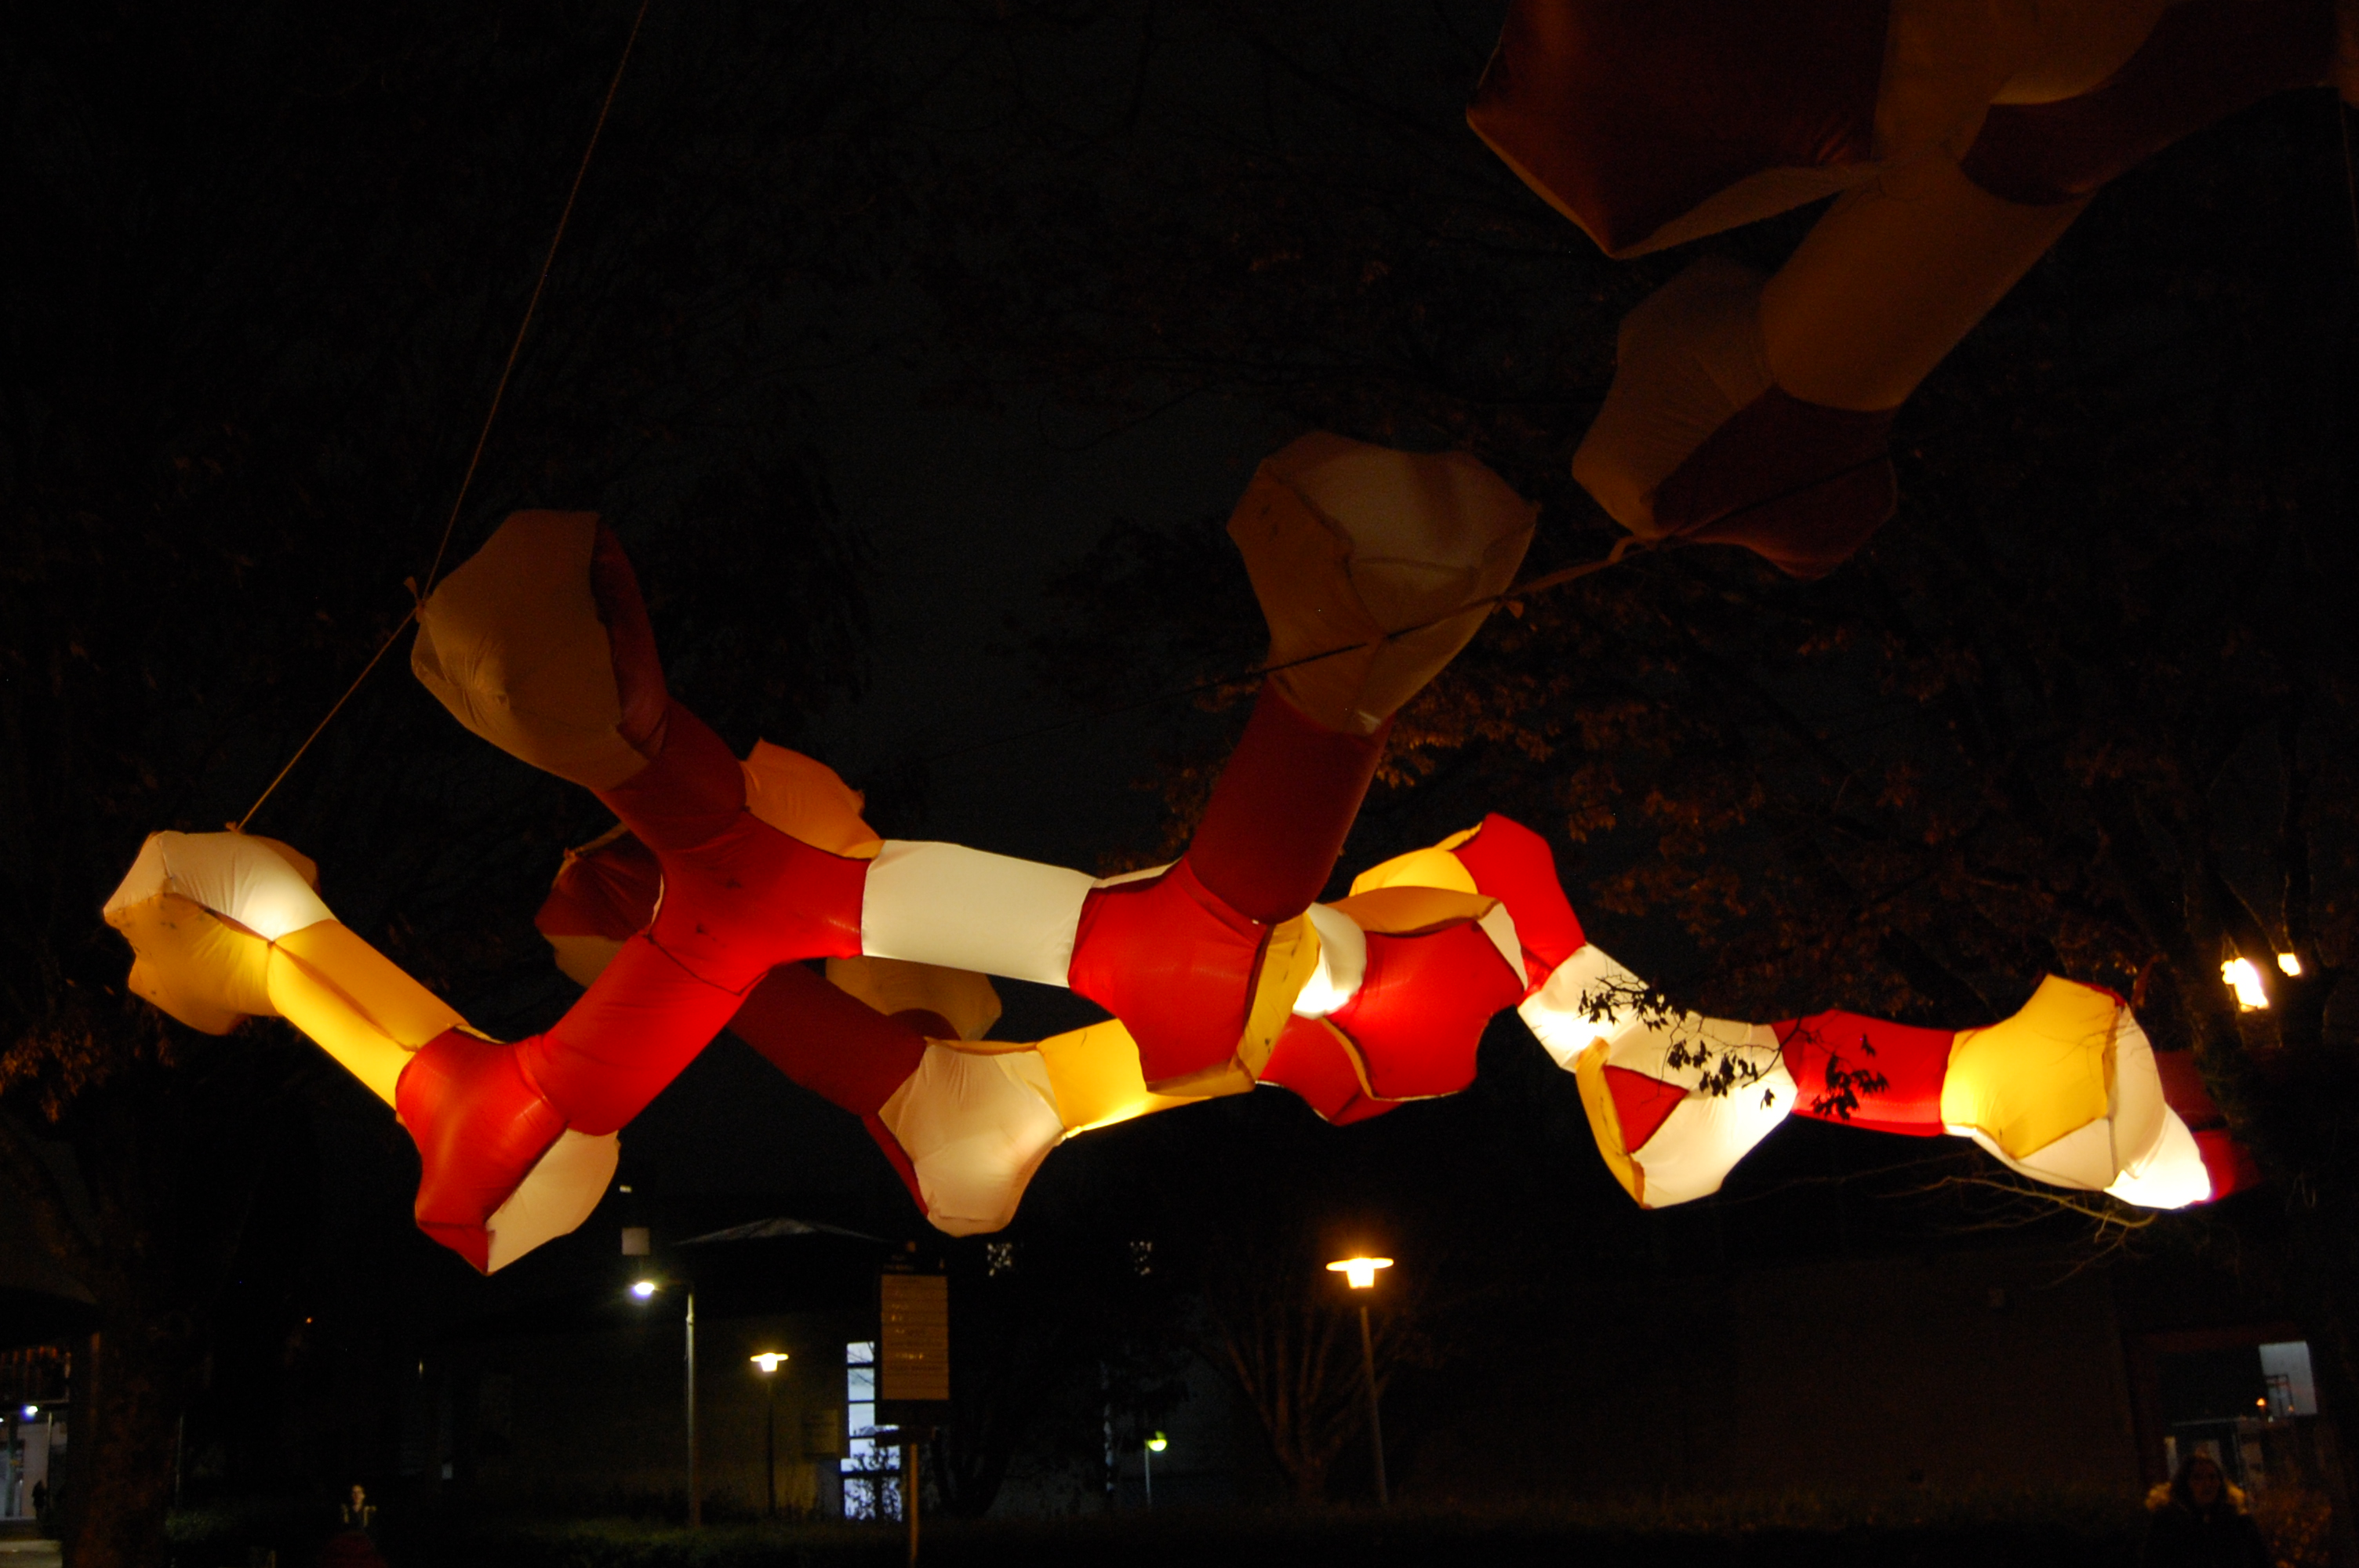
top-left (235, 0), bottom-right (655, 834)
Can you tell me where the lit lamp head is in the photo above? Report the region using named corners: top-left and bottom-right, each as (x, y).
top-left (630, 1279), bottom-right (660, 1301)
top-left (1146, 1432), bottom-right (1168, 1453)
top-left (751, 1352), bottom-right (788, 1374)
top-left (20, 1405), bottom-right (34, 1420)
top-left (1326, 1256), bottom-right (1393, 1290)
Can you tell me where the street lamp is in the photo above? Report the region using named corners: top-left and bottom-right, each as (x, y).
top-left (1143, 1432), bottom-right (1166, 1507)
top-left (1325, 1256), bottom-right (1393, 1507)
top-left (751, 1352), bottom-right (789, 1519)
top-left (629, 1277), bottom-right (700, 1527)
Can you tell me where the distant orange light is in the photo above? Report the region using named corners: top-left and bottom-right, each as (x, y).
top-left (1326, 1256), bottom-right (1393, 1290)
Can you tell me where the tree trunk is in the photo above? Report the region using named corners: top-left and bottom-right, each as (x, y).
top-left (63, 1310), bottom-right (196, 1568)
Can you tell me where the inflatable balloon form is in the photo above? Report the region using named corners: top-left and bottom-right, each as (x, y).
top-left (1468, 0), bottom-right (2353, 576)
top-left (103, 433), bottom-right (2254, 1269)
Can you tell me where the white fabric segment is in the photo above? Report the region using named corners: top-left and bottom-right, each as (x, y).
top-left (1518, 943), bottom-right (1642, 1069)
top-left (1476, 901), bottom-right (1523, 982)
top-left (861, 841), bottom-right (1097, 987)
top-left (1262, 433), bottom-right (1539, 632)
top-left (1956, 1119), bottom-right (2119, 1192)
top-left (103, 831), bottom-right (335, 941)
top-left (1093, 862), bottom-right (1174, 889)
top-left (879, 1046), bottom-right (1067, 1236)
top-left (1632, 1059), bottom-right (1798, 1208)
top-left (483, 1130), bottom-right (620, 1273)
top-left (1292, 903), bottom-right (1369, 1018)
top-left (2106, 1109), bottom-right (2213, 1210)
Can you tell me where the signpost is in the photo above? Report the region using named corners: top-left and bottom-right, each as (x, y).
top-left (877, 1267), bottom-right (951, 1565)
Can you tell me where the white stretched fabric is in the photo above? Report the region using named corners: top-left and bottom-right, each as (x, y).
top-left (1630, 1059), bottom-right (1798, 1207)
top-left (1262, 432), bottom-right (1539, 632)
top-left (1475, 901), bottom-right (1524, 982)
top-left (484, 1131), bottom-right (620, 1273)
top-left (1292, 903), bottom-right (1369, 1018)
top-left (1520, 942), bottom-right (1794, 1206)
top-left (860, 841), bottom-right (1096, 987)
top-left (103, 830), bottom-right (333, 940)
top-left (1518, 943), bottom-right (1650, 1069)
top-left (2105, 1109), bottom-right (2212, 1210)
top-left (879, 1047), bottom-right (1066, 1236)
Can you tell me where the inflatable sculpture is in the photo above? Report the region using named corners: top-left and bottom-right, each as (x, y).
top-left (104, 434), bottom-right (2250, 1272)
top-left (1469, 0), bottom-right (2354, 577)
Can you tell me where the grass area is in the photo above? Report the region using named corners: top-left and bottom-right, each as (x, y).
top-left (170, 1487), bottom-right (2155, 1568)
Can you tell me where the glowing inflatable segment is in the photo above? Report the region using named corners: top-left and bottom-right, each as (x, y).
top-left (2104, 1108), bottom-right (2212, 1209)
top-left (482, 1129), bottom-right (620, 1272)
top-left (1292, 903), bottom-right (1369, 1018)
top-left (741, 742), bottom-right (885, 857)
top-left (1949, 998), bottom-right (2168, 1192)
top-left (1517, 942), bottom-right (1649, 1068)
top-left (825, 955), bottom-right (1002, 1042)
top-left (1627, 1054), bottom-right (1797, 1208)
top-left (1939, 975), bottom-right (2117, 1161)
top-left (102, 831), bottom-right (461, 1105)
top-left (1234, 433), bottom-right (1536, 735)
top-left (104, 830), bottom-right (333, 942)
top-left (875, 1044), bottom-right (1066, 1236)
top-left (860, 841), bottom-right (1096, 987)
top-left (411, 510), bottom-right (656, 789)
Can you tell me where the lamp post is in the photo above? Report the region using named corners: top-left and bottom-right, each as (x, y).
top-left (632, 1277), bottom-right (700, 1527)
top-left (1325, 1255), bottom-right (1393, 1507)
top-left (751, 1352), bottom-right (788, 1519)
top-left (1143, 1432), bottom-right (1166, 1507)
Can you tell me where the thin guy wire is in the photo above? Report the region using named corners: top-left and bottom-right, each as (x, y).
top-left (420, 0), bottom-right (656, 600)
top-left (235, 0), bottom-right (654, 833)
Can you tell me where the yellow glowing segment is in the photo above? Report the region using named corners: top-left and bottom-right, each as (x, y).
top-left (1348, 846), bottom-right (1479, 898)
top-left (1940, 977), bottom-right (2115, 1160)
top-left (1034, 1020), bottom-right (1205, 1134)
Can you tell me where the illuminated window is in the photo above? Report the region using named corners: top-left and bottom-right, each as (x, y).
top-left (840, 1341), bottom-right (900, 1521)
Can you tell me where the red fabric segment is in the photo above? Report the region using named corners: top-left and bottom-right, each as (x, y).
top-left (588, 522), bottom-right (670, 757)
top-left (397, 1029), bottom-right (568, 1273)
top-left (596, 699), bottom-right (751, 856)
top-left (536, 831), bottom-right (662, 939)
top-left (1189, 686), bottom-right (1388, 924)
top-left (1326, 921), bottom-right (1525, 1100)
top-left (1448, 815), bottom-right (1584, 985)
top-left (1467, 0), bottom-right (1885, 254)
top-left (1653, 387), bottom-right (1897, 579)
top-left (1603, 1063), bottom-right (1685, 1153)
top-left (1961, 0), bottom-right (2335, 206)
top-left (726, 961), bottom-right (928, 1118)
top-left (2155, 1050), bottom-right (2227, 1130)
top-left (1069, 860), bottom-right (1269, 1087)
top-left (521, 935), bottom-right (748, 1134)
top-left (598, 703), bottom-right (868, 993)
top-left (1259, 1015), bottom-right (1403, 1126)
top-left (2194, 1126), bottom-right (2263, 1201)
top-left (1779, 1011), bottom-right (1954, 1136)
top-left (863, 1112), bottom-right (928, 1214)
